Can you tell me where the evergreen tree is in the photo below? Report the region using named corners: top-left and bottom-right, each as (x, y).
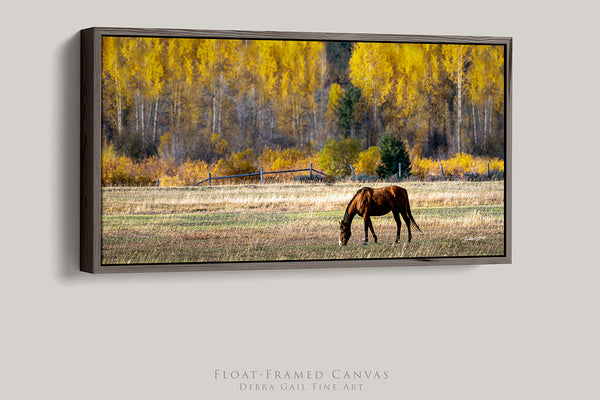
top-left (376, 133), bottom-right (411, 179)
top-left (336, 85), bottom-right (362, 137)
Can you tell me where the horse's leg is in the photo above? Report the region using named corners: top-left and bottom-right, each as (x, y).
top-left (365, 215), bottom-right (377, 244)
top-left (392, 211), bottom-right (402, 243)
top-left (400, 211), bottom-right (412, 242)
top-left (362, 216), bottom-right (369, 244)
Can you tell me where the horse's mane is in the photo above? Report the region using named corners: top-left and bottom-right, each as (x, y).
top-left (343, 187), bottom-right (373, 221)
top-left (343, 189), bottom-right (361, 221)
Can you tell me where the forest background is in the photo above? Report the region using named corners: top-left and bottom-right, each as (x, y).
top-left (101, 36), bottom-right (505, 186)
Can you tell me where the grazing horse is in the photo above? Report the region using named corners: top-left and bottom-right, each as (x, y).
top-left (339, 186), bottom-right (421, 246)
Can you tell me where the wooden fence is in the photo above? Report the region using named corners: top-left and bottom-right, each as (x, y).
top-left (193, 163), bottom-right (328, 186)
top-left (187, 161), bottom-right (496, 186)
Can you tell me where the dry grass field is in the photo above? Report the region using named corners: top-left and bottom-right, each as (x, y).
top-left (101, 181), bottom-right (505, 265)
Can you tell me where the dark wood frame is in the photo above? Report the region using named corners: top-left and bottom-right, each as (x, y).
top-left (81, 27), bottom-right (512, 273)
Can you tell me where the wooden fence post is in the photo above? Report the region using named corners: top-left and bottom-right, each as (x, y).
top-left (487, 162), bottom-right (490, 177)
top-left (309, 163), bottom-right (313, 179)
top-left (208, 172), bottom-right (212, 186)
top-left (350, 164), bottom-right (355, 177)
top-left (398, 163), bottom-right (402, 180)
top-left (156, 179), bottom-right (160, 187)
top-left (440, 163), bottom-right (445, 178)
top-left (260, 167), bottom-right (264, 185)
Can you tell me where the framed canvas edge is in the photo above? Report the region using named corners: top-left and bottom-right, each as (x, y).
top-left (80, 28), bottom-right (102, 273)
top-left (85, 26), bottom-right (512, 45)
top-left (80, 27), bottom-right (513, 274)
top-left (92, 256), bottom-right (511, 274)
top-left (504, 38), bottom-right (513, 268)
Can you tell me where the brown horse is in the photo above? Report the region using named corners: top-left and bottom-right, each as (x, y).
top-left (339, 186), bottom-right (421, 246)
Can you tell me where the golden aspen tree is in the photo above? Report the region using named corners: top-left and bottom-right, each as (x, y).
top-left (394, 44), bottom-right (424, 118)
top-left (284, 41), bottom-right (326, 147)
top-left (194, 38), bottom-right (244, 156)
top-left (278, 41), bottom-right (298, 140)
top-left (244, 41), bottom-right (271, 145)
top-left (441, 44), bottom-right (471, 154)
top-left (249, 40), bottom-right (326, 148)
top-left (417, 43), bottom-right (444, 156)
top-left (254, 40), bottom-right (279, 101)
top-left (102, 36), bottom-right (129, 138)
top-left (115, 37), bottom-right (165, 157)
top-left (142, 38), bottom-right (165, 148)
top-left (116, 37), bottom-right (148, 158)
top-left (466, 45), bottom-right (504, 154)
top-left (120, 38), bottom-right (143, 135)
top-left (164, 38), bottom-right (196, 161)
top-left (196, 39), bottom-right (219, 134)
top-left (392, 44), bottom-right (429, 152)
top-left (349, 43), bottom-right (422, 145)
top-left (247, 40), bottom-right (286, 147)
top-left (349, 42), bottom-right (395, 128)
top-left (302, 41), bottom-right (327, 147)
top-left (326, 83), bottom-right (344, 132)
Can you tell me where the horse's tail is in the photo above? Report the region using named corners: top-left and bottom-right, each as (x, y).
top-left (406, 197), bottom-right (422, 233)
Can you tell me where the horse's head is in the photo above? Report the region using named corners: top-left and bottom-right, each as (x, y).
top-left (339, 220), bottom-right (351, 246)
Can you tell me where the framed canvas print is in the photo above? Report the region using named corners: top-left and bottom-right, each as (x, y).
top-left (81, 27), bottom-right (512, 273)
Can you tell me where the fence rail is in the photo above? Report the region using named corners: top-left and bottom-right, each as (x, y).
top-left (192, 163), bottom-right (329, 186)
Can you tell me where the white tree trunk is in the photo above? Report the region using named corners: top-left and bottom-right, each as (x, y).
top-left (456, 52), bottom-right (462, 153)
top-left (471, 103), bottom-right (477, 150)
top-left (483, 99), bottom-right (489, 144)
top-left (487, 98), bottom-right (492, 142)
top-left (212, 82), bottom-right (217, 133)
top-left (152, 97), bottom-right (159, 145)
top-left (140, 96), bottom-right (145, 136)
top-left (218, 73), bottom-right (223, 135)
top-left (134, 93), bottom-right (139, 133)
top-left (115, 76), bottom-right (122, 135)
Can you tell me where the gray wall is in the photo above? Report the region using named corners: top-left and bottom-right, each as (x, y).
top-left (2, 0), bottom-right (598, 399)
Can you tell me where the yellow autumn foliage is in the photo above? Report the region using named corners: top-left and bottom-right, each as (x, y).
top-left (158, 160), bottom-right (211, 186)
top-left (259, 146), bottom-right (315, 170)
top-left (412, 152), bottom-right (504, 180)
top-left (354, 146), bottom-right (381, 175)
top-left (102, 143), bottom-right (504, 187)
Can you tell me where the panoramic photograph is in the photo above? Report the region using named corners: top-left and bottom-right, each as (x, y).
top-left (100, 34), bottom-right (507, 265)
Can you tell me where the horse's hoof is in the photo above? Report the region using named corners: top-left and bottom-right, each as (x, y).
top-left (362, 241), bottom-right (368, 245)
